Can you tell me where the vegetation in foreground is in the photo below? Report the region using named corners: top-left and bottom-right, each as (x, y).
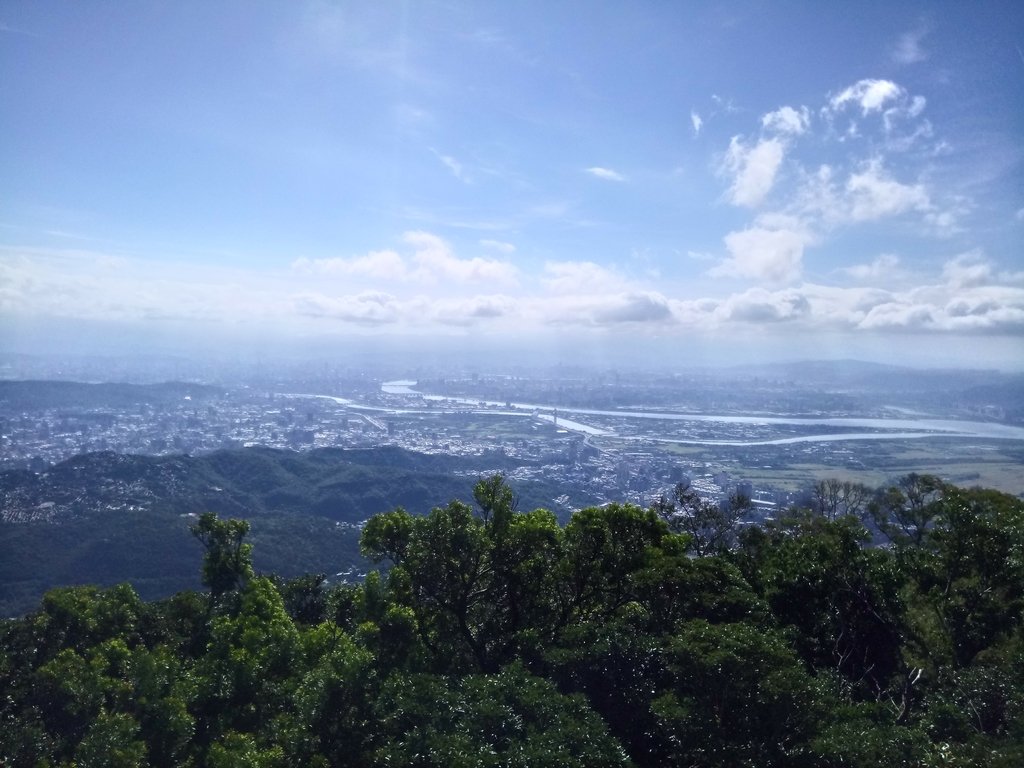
top-left (1, 474), bottom-right (1022, 766)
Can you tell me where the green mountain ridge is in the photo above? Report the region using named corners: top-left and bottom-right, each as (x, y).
top-left (0, 446), bottom-right (594, 617)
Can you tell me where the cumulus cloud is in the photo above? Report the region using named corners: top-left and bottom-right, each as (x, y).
top-left (586, 167), bottom-right (626, 182)
top-left (6, 234), bottom-right (1023, 341)
top-left (432, 294), bottom-right (514, 325)
top-left (824, 78), bottom-right (930, 148)
top-left (403, 231), bottom-right (519, 284)
top-left (542, 261), bottom-right (627, 293)
top-left (727, 77), bottom-right (947, 242)
top-left (842, 253), bottom-right (901, 281)
top-left (794, 159), bottom-right (949, 232)
top-left (292, 291), bottom-right (401, 325)
top-left (942, 251), bottom-right (993, 289)
top-left (858, 301), bottom-right (935, 330)
top-left (722, 136), bottom-right (786, 207)
top-left (717, 287), bottom-right (810, 323)
top-left (761, 106), bottom-right (810, 136)
top-left (592, 293), bottom-right (674, 324)
top-left (713, 215), bottom-right (815, 282)
top-left (292, 232), bottom-right (518, 286)
top-left (845, 159), bottom-right (931, 222)
top-left (829, 79), bottom-right (905, 115)
top-left (694, 278), bottom-right (1024, 334)
top-left (293, 250), bottom-right (408, 280)
top-left (540, 291), bottom-right (677, 327)
top-left (840, 278), bottom-right (1024, 333)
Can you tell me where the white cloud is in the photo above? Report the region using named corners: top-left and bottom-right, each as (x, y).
top-left (942, 250), bottom-right (993, 289)
top-left (479, 239), bottom-right (516, 253)
top-left (845, 159), bottom-right (930, 221)
top-left (404, 231), bottom-right (519, 285)
top-left (716, 287), bottom-right (810, 323)
top-left (539, 291), bottom-right (676, 327)
top-left (713, 215), bottom-right (814, 282)
top-left (292, 232), bottom-right (518, 286)
top-left (722, 136), bottom-right (785, 207)
top-left (823, 79), bottom-right (930, 149)
top-left (432, 294), bottom-right (515, 325)
top-left (690, 110), bottom-right (703, 137)
top-left (293, 291), bottom-right (401, 325)
top-left (842, 253), bottom-right (901, 281)
top-left (829, 79), bottom-right (905, 115)
top-left (858, 301), bottom-right (935, 330)
top-left (542, 261), bottom-right (626, 293)
top-left (793, 160), bottom-right (953, 233)
top-left (1015, 207), bottom-right (1024, 222)
top-left (292, 250), bottom-right (408, 280)
top-left (586, 167), bottom-right (626, 182)
top-left (694, 279), bottom-right (1024, 334)
top-left (6, 237), bottom-right (1023, 340)
top-left (761, 106), bottom-right (810, 136)
top-left (592, 293), bottom-right (675, 324)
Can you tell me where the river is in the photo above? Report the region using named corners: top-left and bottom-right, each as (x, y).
top-left (377, 383), bottom-right (1024, 442)
top-left (285, 386), bottom-right (1024, 445)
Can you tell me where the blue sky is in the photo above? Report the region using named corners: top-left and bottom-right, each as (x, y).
top-left (2, 1), bottom-right (1023, 369)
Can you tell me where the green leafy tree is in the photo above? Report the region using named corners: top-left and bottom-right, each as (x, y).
top-left (292, 625), bottom-right (378, 766)
top-left (193, 577), bottom-right (299, 749)
top-left (4, 476), bottom-right (1023, 768)
top-left (869, 473), bottom-right (946, 546)
top-left (274, 573), bottom-right (329, 625)
top-left (559, 502), bottom-right (670, 620)
top-left (906, 487), bottom-right (1024, 670)
top-left (190, 512), bottom-right (254, 601)
top-left (653, 619), bottom-right (821, 768)
top-left (73, 711), bottom-right (148, 768)
top-left (371, 664), bottom-right (629, 767)
top-left (738, 514), bottom-right (908, 699)
top-left (545, 611), bottom-right (666, 762)
top-left (362, 477), bottom-right (567, 673)
top-left (363, 498), bottom-right (494, 672)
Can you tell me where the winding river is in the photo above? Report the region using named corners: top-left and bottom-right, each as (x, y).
top-left (378, 381), bottom-right (1024, 443)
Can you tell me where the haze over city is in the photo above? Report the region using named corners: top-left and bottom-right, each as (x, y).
top-left (2, 1), bottom-right (1023, 370)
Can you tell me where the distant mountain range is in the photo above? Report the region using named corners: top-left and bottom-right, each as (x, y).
top-left (0, 446), bottom-right (585, 617)
top-left (0, 379), bottom-right (225, 410)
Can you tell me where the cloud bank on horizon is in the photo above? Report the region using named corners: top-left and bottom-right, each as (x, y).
top-left (1, 2), bottom-right (1022, 367)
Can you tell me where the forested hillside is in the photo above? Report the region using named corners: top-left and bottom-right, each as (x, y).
top-left (0, 447), bottom-right (590, 617)
top-left (2, 475), bottom-right (1022, 766)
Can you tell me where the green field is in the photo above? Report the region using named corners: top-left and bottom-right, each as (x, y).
top-left (695, 439), bottom-right (1024, 495)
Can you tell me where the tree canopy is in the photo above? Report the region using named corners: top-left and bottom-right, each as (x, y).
top-left (2, 474), bottom-right (1023, 767)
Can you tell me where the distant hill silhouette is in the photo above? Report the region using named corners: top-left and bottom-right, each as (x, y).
top-left (0, 379), bottom-right (225, 410)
